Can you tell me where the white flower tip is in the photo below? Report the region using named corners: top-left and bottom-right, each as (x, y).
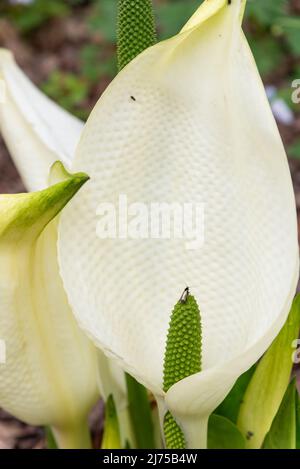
top-left (0, 48), bottom-right (14, 66)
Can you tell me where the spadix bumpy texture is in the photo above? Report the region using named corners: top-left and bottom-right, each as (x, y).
top-left (117, 0), bottom-right (156, 70)
top-left (59, 0), bottom-right (299, 447)
top-left (0, 164), bottom-right (99, 448)
top-left (0, 49), bottom-right (83, 191)
top-left (163, 292), bottom-right (202, 449)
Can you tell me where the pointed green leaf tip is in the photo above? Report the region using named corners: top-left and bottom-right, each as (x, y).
top-left (262, 380), bottom-right (297, 449)
top-left (0, 161), bottom-right (89, 243)
top-left (102, 395), bottom-right (122, 449)
top-left (163, 288), bottom-right (202, 449)
top-left (117, 0), bottom-right (157, 71)
top-left (125, 373), bottom-right (155, 448)
top-left (237, 294), bottom-right (300, 448)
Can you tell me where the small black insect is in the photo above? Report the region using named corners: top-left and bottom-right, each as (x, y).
top-left (228, 0), bottom-right (232, 4)
top-left (246, 431), bottom-right (254, 441)
top-left (130, 96), bottom-right (136, 101)
top-left (179, 287), bottom-right (190, 304)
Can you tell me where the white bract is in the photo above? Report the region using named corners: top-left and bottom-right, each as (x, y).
top-left (0, 49), bottom-right (83, 191)
top-left (0, 165), bottom-right (99, 448)
top-left (58, 0), bottom-right (299, 448)
top-left (0, 49), bottom-right (132, 447)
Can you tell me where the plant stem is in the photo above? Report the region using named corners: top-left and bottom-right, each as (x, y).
top-left (51, 419), bottom-right (92, 449)
top-left (178, 416), bottom-right (208, 449)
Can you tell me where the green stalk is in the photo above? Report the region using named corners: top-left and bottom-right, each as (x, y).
top-left (52, 419), bottom-right (92, 449)
top-left (45, 426), bottom-right (58, 449)
top-left (102, 395), bottom-right (122, 449)
top-left (125, 373), bottom-right (155, 448)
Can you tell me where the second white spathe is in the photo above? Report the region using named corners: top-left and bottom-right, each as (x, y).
top-left (55, 0), bottom-right (298, 447)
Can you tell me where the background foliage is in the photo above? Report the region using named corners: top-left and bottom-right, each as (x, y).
top-left (0, 1), bottom-right (299, 121)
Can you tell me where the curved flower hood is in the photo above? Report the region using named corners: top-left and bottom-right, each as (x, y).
top-left (58, 0), bottom-right (298, 447)
top-left (0, 165), bottom-right (99, 448)
top-left (0, 48), bottom-right (132, 446)
top-left (0, 49), bottom-right (83, 191)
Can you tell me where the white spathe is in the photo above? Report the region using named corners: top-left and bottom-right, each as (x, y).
top-left (0, 169), bottom-right (100, 448)
top-left (0, 48), bottom-right (132, 446)
top-left (0, 49), bottom-right (83, 191)
top-left (58, 0), bottom-right (299, 448)
top-left (0, 224), bottom-right (99, 447)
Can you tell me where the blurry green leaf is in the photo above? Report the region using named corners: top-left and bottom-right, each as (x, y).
top-left (288, 140), bottom-right (300, 160)
top-left (277, 17), bottom-right (300, 56)
top-left (89, 0), bottom-right (118, 43)
top-left (292, 66), bottom-right (300, 81)
top-left (246, 0), bottom-right (300, 61)
top-left (41, 71), bottom-right (89, 120)
top-left (102, 394), bottom-right (122, 449)
top-left (215, 365), bottom-right (256, 424)
top-left (8, 0), bottom-right (70, 33)
top-left (80, 44), bottom-right (117, 82)
top-left (263, 380), bottom-right (296, 449)
top-left (296, 391), bottom-right (300, 449)
top-left (277, 86), bottom-right (299, 113)
top-left (156, 0), bottom-right (202, 40)
top-left (237, 295), bottom-right (300, 448)
top-left (125, 373), bottom-right (155, 449)
top-left (248, 36), bottom-right (284, 77)
top-left (80, 45), bottom-right (102, 83)
top-left (245, 0), bottom-right (288, 27)
top-left (208, 414), bottom-right (245, 449)
top-left (45, 426), bottom-right (58, 449)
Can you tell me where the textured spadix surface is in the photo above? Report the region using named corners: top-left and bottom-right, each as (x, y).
top-left (0, 164), bottom-right (99, 446)
top-left (0, 49), bottom-right (83, 191)
top-left (59, 0), bottom-right (299, 443)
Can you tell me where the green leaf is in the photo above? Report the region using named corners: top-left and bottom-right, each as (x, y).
top-left (208, 414), bottom-right (245, 449)
top-left (248, 36), bottom-right (284, 77)
top-left (215, 365), bottom-right (256, 423)
top-left (9, 0), bottom-right (70, 33)
top-left (276, 86), bottom-right (299, 113)
top-left (276, 17), bottom-right (300, 56)
top-left (288, 140), bottom-right (300, 160)
top-left (41, 71), bottom-right (89, 120)
top-left (88, 0), bottom-right (118, 43)
top-left (80, 44), bottom-right (117, 83)
top-left (0, 162), bottom-right (89, 243)
top-left (156, 0), bottom-right (201, 40)
top-left (45, 426), bottom-right (58, 449)
top-left (125, 373), bottom-right (155, 449)
top-left (296, 391), bottom-right (300, 449)
top-left (263, 380), bottom-right (296, 449)
top-left (245, 0), bottom-right (287, 27)
top-left (102, 394), bottom-right (122, 449)
top-left (237, 295), bottom-right (300, 448)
